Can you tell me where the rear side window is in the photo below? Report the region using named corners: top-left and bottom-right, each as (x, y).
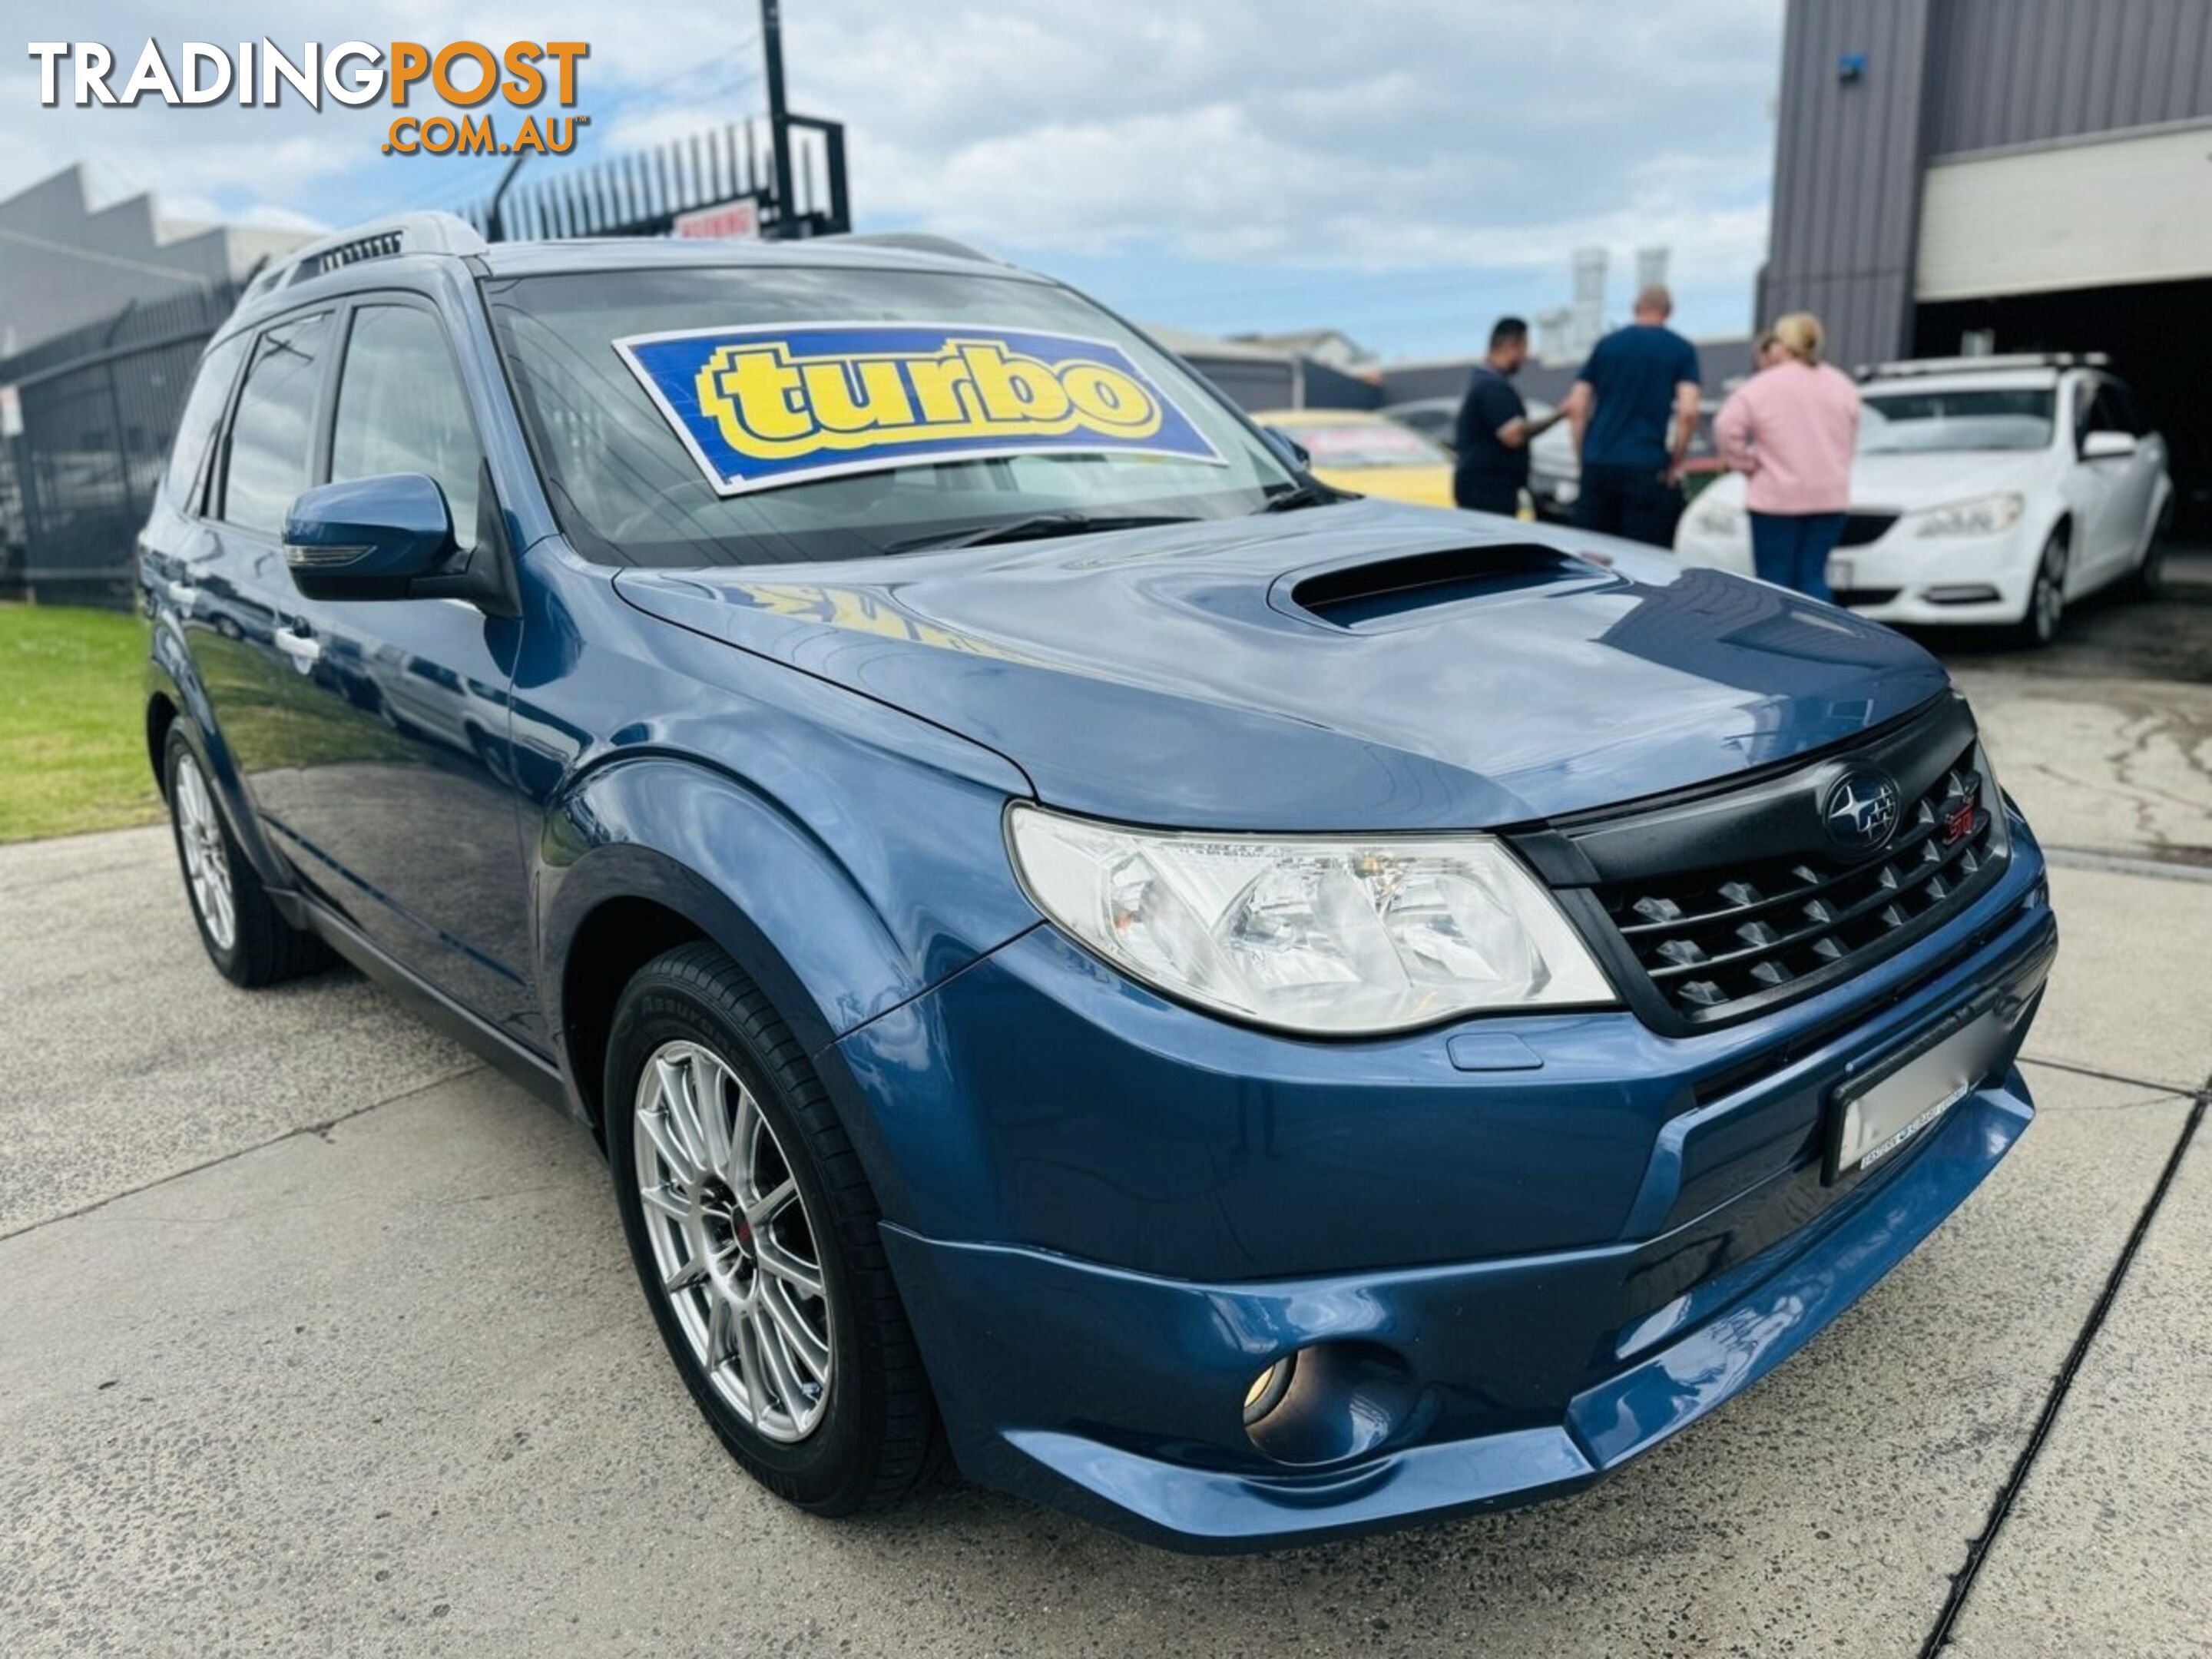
top-left (220, 312), bottom-right (333, 535)
top-left (330, 305), bottom-right (483, 549)
top-left (162, 334), bottom-right (250, 511)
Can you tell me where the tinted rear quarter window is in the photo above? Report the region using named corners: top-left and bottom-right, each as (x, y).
top-left (220, 313), bottom-right (333, 535)
top-left (162, 334), bottom-right (251, 511)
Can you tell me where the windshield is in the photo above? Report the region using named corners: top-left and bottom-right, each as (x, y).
top-left (1859, 388), bottom-right (2055, 454)
top-left (1283, 421), bottom-right (1448, 469)
top-left (484, 265), bottom-right (1296, 565)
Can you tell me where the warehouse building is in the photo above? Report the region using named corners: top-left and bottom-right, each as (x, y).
top-left (1763, 0), bottom-right (2212, 528)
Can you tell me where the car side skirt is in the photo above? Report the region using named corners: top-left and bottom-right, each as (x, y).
top-left (278, 889), bottom-right (572, 1116)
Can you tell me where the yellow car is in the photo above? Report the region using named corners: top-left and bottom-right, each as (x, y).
top-left (1252, 408), bottom-right (1458, 508)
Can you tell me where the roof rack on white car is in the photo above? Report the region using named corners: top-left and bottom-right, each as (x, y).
top-left (1855, 352), bottom-right (2109, 381)
top-left (243, 211), bottom-right (490, 303)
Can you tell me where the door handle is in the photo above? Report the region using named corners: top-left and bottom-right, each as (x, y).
top-left (274, 628), bottom-right (323, 670)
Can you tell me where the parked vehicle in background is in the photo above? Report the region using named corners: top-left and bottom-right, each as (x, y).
top-left (142, 214), bottom-right (2057, 1553)
top-left (1381, 396), bottom-right (1578, 520)
top-left (1677, 403), bottom-right (1728, 498)
top-left (1676, 356), bottom-right (2171, 644)
top-left (1250, 408), bottom-right (1455, 508)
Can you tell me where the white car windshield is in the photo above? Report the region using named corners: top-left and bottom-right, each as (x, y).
top-left (1859, 388), bottom-right (2055, 455)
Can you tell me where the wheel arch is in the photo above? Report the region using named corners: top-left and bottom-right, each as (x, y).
top-left (144, 628), bottom-right (293, 889)
top-left (146, 690), bottom-right (181, 800)
top-left (538, 758), bottom-right (979, 1228)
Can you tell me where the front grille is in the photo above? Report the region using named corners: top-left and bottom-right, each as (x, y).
top-left (1838, 512), bottom-right (1898, 548)
top-left (1596, 743), bottom-right (2001, 1022)
top-left (1833, 587), bottom-right (1902, 608)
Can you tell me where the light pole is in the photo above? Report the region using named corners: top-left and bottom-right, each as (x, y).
top-left (761, 0), bottom-right (797, 237)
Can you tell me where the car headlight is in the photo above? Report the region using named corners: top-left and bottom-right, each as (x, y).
top-left (1690, 498), bottom-right (1743, 538)
top-left (1005, 805), bottom-right (1615, 1034)
top-left (1911, 492), bottom-right (2023, 538)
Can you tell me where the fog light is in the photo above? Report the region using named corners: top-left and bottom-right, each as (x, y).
top-left (1242, 1355), bottom-right (1298, 1426)
top-left (1243, 1341), bottom-right (1417, 1466)
top-left (1926, 584), bottom-right (2002, 604)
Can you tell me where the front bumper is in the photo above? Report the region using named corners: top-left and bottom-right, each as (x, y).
top-left (839, 824), bottom-right (2055, 1550)
top-left (1830, 519), bottom-right (2042, 626)
top-left (1675, 516), bottom-right (2043, 627)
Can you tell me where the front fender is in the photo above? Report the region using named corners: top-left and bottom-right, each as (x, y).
top-left (538, 752), bottom-right (1041, 1220)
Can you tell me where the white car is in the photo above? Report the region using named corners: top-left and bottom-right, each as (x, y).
top-left (1674, 356), bottom-right (2172, 644)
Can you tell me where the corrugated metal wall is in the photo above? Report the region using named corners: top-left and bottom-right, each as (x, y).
top-left (1761, 0), bottom-right (1934, 367)
top-left (1766, 0), bottom-right (2212, 370)
top-left (1925, 0), bottom-right (2212, 157)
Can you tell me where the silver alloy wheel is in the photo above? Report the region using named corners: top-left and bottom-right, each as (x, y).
top-left (633, 1039), bottom-right (833, 1442)
top-left (174, 750), bottom-right (237, 951)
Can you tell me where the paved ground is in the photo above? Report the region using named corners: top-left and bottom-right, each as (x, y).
top-left (3, 573), bottom-right (2209, 1656)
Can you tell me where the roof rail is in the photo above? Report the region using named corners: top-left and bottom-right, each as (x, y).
top-left (826, 230), bottom-right (1002, 264)
top-left (1857, 351), bottom-right (2108, 381)
top-left (244, 211), bottom-right (490, 301)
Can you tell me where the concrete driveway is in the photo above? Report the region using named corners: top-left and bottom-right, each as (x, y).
top-left (3, 650), bottom-right (2208, 1655)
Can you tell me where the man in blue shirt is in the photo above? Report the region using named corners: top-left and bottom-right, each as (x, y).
top-left (1563, 286), bottom-right (1702, 546)
top-left (1452, 316), bottom-right (1565, 516)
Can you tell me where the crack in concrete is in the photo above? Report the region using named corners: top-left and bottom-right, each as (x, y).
top-left (0, 1065), bottom-right (486, 1247)
top-left (1921, 1068), bottom-right (2212, 1654)
top-left (2020, 1054), bottom-right (2204, 1094)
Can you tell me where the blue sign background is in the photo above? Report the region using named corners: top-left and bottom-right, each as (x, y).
top-left (615, 322), bottom-right (1224, 494)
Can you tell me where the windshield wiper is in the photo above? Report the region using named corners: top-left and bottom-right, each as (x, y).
top-left (885, 512), bottom-right (1199, 555)
top-left (1257, 480), bottom-right (1341, 513)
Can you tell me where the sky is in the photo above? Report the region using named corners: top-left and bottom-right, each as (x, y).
top-left (5, 2), bottom-right (1785, 362)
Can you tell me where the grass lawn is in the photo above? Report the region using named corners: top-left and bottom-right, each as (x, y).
top-left (0, 602), bottom-right (162, 843)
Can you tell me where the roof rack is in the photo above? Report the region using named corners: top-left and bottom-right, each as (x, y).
top-left (243, 211), bottom-right (489, 302)
top-left (1856, 351), bottom-right (2108, 381)
top-left (825, 230), bottom-right (1002, 265)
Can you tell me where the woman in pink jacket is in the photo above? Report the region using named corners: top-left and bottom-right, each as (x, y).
top-left (1714, 313), bottom-right (1861, 601)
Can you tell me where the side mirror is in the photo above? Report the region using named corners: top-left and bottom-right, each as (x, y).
top-left (282, 474), bottom-right (456, 601)
top-left (2081, 429), bottom-right (2137, 461)
top-left (1262, 426), bottom-right (1313, 472)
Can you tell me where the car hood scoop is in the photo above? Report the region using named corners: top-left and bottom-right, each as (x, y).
top-left (614, 498), bottom-right (1950, 832)
top-left (1279, 542), bottom-right (1606, 628)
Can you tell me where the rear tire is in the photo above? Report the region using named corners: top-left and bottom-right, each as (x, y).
top-left (605, 942), bottom-right (942, 1515)
top-left (2009, 530), bottom-right (2069, 648)
top-left (163, 728), bottom-right (328, 988)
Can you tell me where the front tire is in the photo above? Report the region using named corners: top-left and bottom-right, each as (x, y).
top-left (2011, 530), bottom-right (2069, 647)
top-left (605, 942), bottom-right (941, 1515)
top-left (2124, 512), bottom-right (2169, 600)
top-left (164, 729), bottom-right (327, 987)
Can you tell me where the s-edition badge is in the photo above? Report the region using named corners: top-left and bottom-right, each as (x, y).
top-left (1823, 770), bottom-right (1902, 855)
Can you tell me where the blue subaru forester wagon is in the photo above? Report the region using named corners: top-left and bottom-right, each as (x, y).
top-left (141, 212), bottom-right (2058, 1551)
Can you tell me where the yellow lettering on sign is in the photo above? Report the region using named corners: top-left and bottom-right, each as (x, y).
top-left (694, 336), bottom-right (1164, 465)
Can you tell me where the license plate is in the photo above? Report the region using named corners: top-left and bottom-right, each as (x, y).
top-left (1824, 1001), bottom-right (2015, 1183)
top-left (1827, 555), bottom-right (1853, 592)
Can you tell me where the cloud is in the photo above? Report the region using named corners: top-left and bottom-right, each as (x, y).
top-left (786, 0), bottom-right (1780, 278)
top-left (2, 2), bottom-right (1783, 349)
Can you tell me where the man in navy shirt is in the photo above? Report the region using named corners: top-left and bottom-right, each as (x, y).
top-left (1452, 316), bottom-right (1564, 515)
top-left (1563, 286), bottom-right (1702, 545)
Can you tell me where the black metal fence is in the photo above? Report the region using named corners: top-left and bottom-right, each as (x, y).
top-left (0, 280), bottom-right (247, 605)
top-left (0, 116), bottom-right (852, 606)
top-left (456, 115), bottom-right (849, 243)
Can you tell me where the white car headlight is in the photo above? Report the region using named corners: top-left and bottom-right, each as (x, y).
top-left (1911, 492), bottom-right (2023, 538)
top-left (1006, 805), bottom-right (1615, 1034)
